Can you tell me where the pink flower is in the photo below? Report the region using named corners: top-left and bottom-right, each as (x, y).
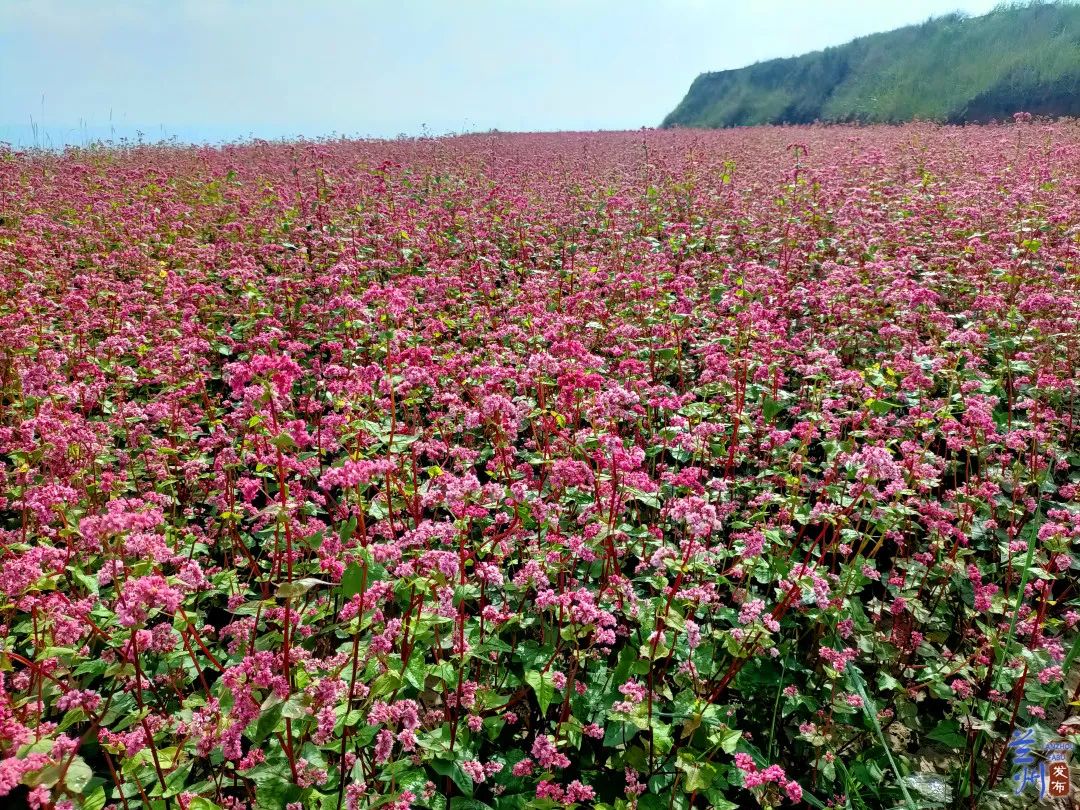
top-left (951, 679), bottom-right (974, 699)
top-left (1038, 665), bottom-right (1063, 685)
top-left (461, 760), bottom-right (486, 784)
top-left (819, 646), bottom-right (858, 673)
top-left (116, 575), bottom-right (183, 627)
top-left (374, 729), bottom-right (395, 764)
top-left (566, 780), bottom-right (596, 802)
top-left (685, 619), bottom-right (702, 649)
top-left (532, 735), bottom-right (570, 769)
top-left (785, 779), bottom-right (803, 802)
top-left (512, 758), bottom-right (535, 777)
top-left (739, 598), bottom-right (766, 624)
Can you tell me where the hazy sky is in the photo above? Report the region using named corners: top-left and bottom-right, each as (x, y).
top-left (2, 0), bottom-right (1004, 146)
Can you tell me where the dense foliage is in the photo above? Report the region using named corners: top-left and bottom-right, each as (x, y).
top-left (662, 2), bottom-right (1080, 128)
top-left (1, 122), bottom-right (1079, 810)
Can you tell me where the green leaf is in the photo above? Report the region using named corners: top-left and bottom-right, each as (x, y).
top-left (162, 760), bottom-right (194, 798)
top-left (603, 721), bottom-right (639, 748)
top-left (252, 699), bottom-right (285, 744)
top-left (73, 659), bottom-right (109, 677)
top-left (926, 719), bottom-right (966, 749)
top-left (82, 786), bottom-right (107, 810)
top-left (679, 755), bottom-right (718, 792)
top-left (903, 773), bottom-right (954, 805)
top-left (430, 758), bottom-right (474, 796)
top-left (523, 670), bottom-right (555, 715)
top-left (609, 645), bottom-right (636, 705)
top-left (280, 693), bottom-right (306, 719)
top-left (626, 488), bottom-right (662, 509)
top-left (341, 562), bottom-right (364, 599)
top-left (270, 432), bottom-right (297, 451)
top-left (275, 578), bottom-right (329, 599)
top-left (685, 765), bottom-right (716, 794)
top-left (404, 653), bottom-right (427, 690)
top-left (762, 397), bottom-right (783, 421)
top-left (64, 756), bottom-right (94, 793)
top-left (865, 398), bottom-right (899, 415)
top-left (353, 724), bottom-right (379, 746)
top-left (712, 726), bottom-right (741, 754)
top-left (187, 799), bottom-right (224, 810)
top-left (652, 720), bottom-right (673, 754)
top-left (70, 567), bottom-right (100, 595)
top-left (491, 796), bottom-right (529, 810)
top-left (340, 516), bottom-right (357, 542)
top-left (57, 708), bottom-right (88, 732)
top-left (248, 760), bottom-right (303, 809)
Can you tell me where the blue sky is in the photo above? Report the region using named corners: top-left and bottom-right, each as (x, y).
top-left (1, 0), bottom-right (1003, 146)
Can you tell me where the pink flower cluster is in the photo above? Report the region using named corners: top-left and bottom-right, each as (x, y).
top-left (735, 753), bottom-right (803, 802)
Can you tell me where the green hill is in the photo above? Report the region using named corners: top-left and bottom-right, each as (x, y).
top-left (662, 1), bottom-right (1080, 127)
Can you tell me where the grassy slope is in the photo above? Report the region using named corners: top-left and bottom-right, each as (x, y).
top-left (663, 2), bottom-right (1080, 127)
